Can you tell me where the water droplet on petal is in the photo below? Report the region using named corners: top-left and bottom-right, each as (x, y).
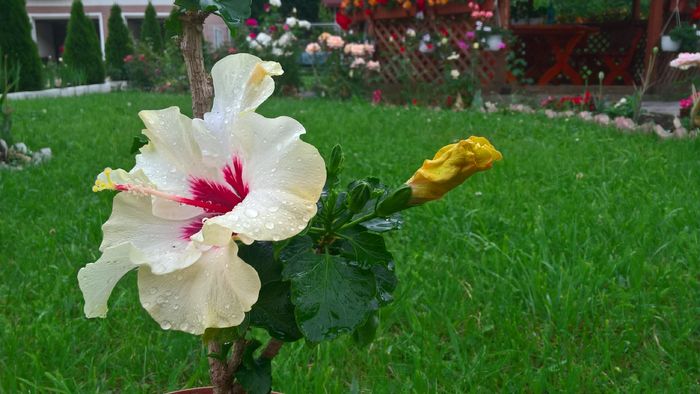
top-left (149, 287), bottom-right (157, 295)
top-left (173, 304), bottom-right (180, 310)
top-left (268, 206), bottom-right (279, 213)
top-left (161, 321), bottom-right (172, 330)
top-left (245, 208), bottom-right (258, 218)
top-left (265, 222), bottom-right (275, 229)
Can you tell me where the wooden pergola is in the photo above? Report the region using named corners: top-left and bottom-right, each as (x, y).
top-left (493, 0), bottom-right (692, 65)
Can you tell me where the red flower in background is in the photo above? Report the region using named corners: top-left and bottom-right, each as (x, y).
top-left (416, 0), bottom-right (425, 11)
top-left (372, 89), bottom-right (382, 105)
top-left (399, 46), bottom-right (406, 53)
top-left (336, 11), bottom-right (352, 30)
top-left (693, 5), bottom-right (700, 20)
top-left (364, 8), bottom-right (372, 16)
top-left (248, 32), bottom-right (257, 39)
top-left (244, 18), bottom-right (258, 27)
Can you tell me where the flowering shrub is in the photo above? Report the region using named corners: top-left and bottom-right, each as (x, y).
top-left (124, 42), bottom-right (188, 92)
top-left (305, 32), bottom-right (382, 99)
top-left (232, 2), bottom-right (308, 94)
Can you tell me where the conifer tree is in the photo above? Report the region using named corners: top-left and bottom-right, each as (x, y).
top-left (105, 4), bottom-right (133, 80)
top-left (0, 0), bottom-right (44, 91)
top-left (64, 0), bottom-right (105, 84)
top-left (140, 2), bottom-right (163, 52)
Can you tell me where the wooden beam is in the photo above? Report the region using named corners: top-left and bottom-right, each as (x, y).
top-left (632, 0), bottom-right (641, 20)
top-left (499, 0), bottom-right (510, 28)
top-left (645, 0), bottom-right (664, 64)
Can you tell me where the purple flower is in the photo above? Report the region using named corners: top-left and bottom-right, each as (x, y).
top-left (465, 31), bottom-right (476, 40)
top-left (457, 40), bottom-right (468, 51)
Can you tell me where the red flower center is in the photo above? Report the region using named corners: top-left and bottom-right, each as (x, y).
top-left (180, 158), bottom-right (249, 239)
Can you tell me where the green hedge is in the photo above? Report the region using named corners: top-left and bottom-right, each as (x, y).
top-left (105, 4), bottom-right (133, 80)
top-left (63, 0), bottom-right (105, 84)
top-left (0, 0), bottom-right (43, 91)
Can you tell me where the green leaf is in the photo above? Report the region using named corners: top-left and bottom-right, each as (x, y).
top-left (352, 311), bottom-right (379, 347)
top-left (173, 0), bottom-right (200, 10)
top-left (238, 242), bottom-right (280, 285)
top-left (250, 281), bottom-right (303, 342)
top-left (240, 242), bottom-right (302, 341)
top-left (174, 0), bottom-right (252, 29)
top-left (130, 134), bottom-right (148, 154)
top-left (372, 261), bottom-right (397, 306)
top-left (360, 214), bottom-right (403, 233)
top-left (235, 340), bottom-right (272, 394)
top-left (209, 0), bottom-right (252, 29)
top-left (338, 227), bottom-right (393, 268)
top-left (202, 324), bottom-right (246, 346)
top-left (281, 239), bottom-right (377, 342)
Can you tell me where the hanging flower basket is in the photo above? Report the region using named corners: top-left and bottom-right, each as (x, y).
top-left (661, 35), bottom-right (681, 52)
top-left (485, 34), bottom-right (504, 51)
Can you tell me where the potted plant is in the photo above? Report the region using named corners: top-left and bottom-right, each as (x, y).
top-left (76, 3), bottom-right (504, 394)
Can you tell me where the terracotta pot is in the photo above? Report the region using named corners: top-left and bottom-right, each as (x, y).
top-left (167, 388), bottom-right (281, 394)
top-left (166, 388), bottom-right (214, 394)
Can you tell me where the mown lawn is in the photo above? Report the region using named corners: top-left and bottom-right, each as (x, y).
top-left (1, 92), bottom-right (699, 392)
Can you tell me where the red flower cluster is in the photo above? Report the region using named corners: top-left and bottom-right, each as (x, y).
top-left (336, 11), bottom-right (352, 30)
top-left (541, 91), bottom-right (595, 111)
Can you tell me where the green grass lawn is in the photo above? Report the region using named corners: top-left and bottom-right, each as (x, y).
top-left (1, 92), bottom-right (699, 392)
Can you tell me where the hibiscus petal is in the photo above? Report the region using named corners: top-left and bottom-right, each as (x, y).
top-left (101, 193), bottom-right (204, 275)
top-left (78, 243), bottom-right (138, 318)
top-left (135, 107), bottom-right (219, 199)
top-left (198, 112), bottom-right (325, 244)
top-left (137, 242), bottom-right (261, 334)
top-left (204, 53), bottom-right (283, 133)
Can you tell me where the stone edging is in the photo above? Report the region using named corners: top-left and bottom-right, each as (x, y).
top-left (7, 81), bottom-right (128, 100)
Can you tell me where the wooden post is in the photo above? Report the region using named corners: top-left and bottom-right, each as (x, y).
top-left (632, 0), bottom-right (641, 20)
top-left (499, 0), bottom-right (510, 28)
top-left (645, 0), bottom-right (663, 65)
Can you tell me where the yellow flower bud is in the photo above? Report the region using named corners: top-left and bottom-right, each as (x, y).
top-left (406, 136), bottom-right (502, 204)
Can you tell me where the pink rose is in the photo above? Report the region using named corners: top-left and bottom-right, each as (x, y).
top-left (366, 60), bottom-right (381, 71)
top-left (350, 57), bottom-right (366, 68)
top-left (305, 42), bottom-right (321, 55)
top-left (326, 35), bottom-right (345, 49)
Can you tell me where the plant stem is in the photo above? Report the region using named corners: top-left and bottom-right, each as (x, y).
top-left (261, 338), bottom-right (284, 359)
top-left (339, 212), bottom-right (377, 231)
top-left (208, 341), bottom-right (233, 394)
top-left (180, 11), bottom-right (213, 119)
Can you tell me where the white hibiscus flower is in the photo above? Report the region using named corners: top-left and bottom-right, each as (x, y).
top-left (78, 54), bottom-right (327, 335)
